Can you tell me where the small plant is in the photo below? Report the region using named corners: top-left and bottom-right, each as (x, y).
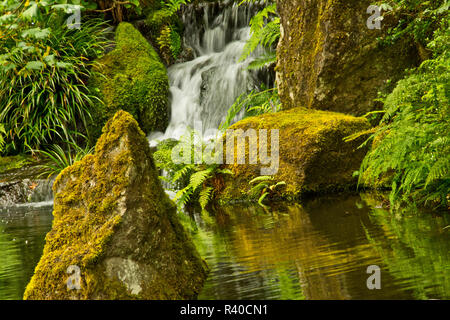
top-left (37, 141), bottom-right (94, 178)
top-left (248, 176), bottom-right (286, 208)
top-left (153, 0), bottom-right (190, 62)
top-left (172, 163), bottom-right (232, 212)
top-left (153, 130), bottom-right (233, 212)
top-left (355, 18), bottom-right (450, 209)
top-left (0, 124), bottom-right (6, 153)
top-left (239, 0), bottom-right (280, 69)
top-left (220, 86), bottom-right (280, 131)
top-left (157, 24), bottom-right (182, 59)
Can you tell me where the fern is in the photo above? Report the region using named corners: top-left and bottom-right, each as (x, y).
top-left (154, 130), bottom-right (233, 211)
top-left (190, 167), bottom-right (214, 192)
top-left (239, 2), bottom-right (279, 62)
top-left (198, 186), bottom-right (214, 210)
top-left (358, 19), bottom-right (450, 209)
top-left (161, 0), bottom-right (189, 15)
top-left (247, 52), bottom-right (276, 70)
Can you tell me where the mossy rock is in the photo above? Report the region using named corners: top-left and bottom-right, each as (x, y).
top-left (89, 22), bottom-right (170, 142)
top-left (0, 155), bottom-right (30, 174)
top-left (24, 111), bottom-right (208, 300)
top-left (217, 108), bottom-right (371, 201)
top-left (276, 0), bottom-right (420, 116)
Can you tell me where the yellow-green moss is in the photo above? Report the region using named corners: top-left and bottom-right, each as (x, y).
top-left (89, 22), bottom-right (169, 141)
top-left (24, 111), bottom-right (208, 300)
top-left (217, 107), bottom-right (371, 201)
top-left (0, 155), bottom-right (30, 173)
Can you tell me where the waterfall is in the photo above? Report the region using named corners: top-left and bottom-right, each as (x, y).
top-left (151, 0), bottom-right (269, 142)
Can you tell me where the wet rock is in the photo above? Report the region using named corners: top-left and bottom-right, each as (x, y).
top-left (24, 111), bottom-right (208, 300)
top-left (0, 161), bottom-right (54, 207)
top-left (276, 0), bottom-right (420, 115)
top-left (0, 179), bottom-right (53, 206)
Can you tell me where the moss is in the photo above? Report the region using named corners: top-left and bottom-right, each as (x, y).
top-left (89, 22), bottom-right (169, 142)
top-left (217, 107), bottom-right (371, 201)
top-left (24, 111), bottom-right (208, 300)
top-left (0, 155), bottom-right (30, 173)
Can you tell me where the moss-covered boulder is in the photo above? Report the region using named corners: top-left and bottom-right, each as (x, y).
top-left (275, 0), bottom-right (420, 115)
top-left (24, 111), bottom-right (208, 300)
top-left (217, 108), bottom-right (370, 201)
top-left (89, 22), bottom-right (169, 141)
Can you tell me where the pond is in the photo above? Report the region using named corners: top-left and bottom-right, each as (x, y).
top-left (0, 194), bottom-right (448, 300)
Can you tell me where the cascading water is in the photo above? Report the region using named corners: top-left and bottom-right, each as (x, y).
top-left (152, 0), bottom-right (269, 141)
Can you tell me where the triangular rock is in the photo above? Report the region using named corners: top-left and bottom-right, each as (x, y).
top-left (24, 111), bottom-right (208, 299)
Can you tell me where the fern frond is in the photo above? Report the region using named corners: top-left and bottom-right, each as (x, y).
top-left (247, 51), bottom-right (276, 70)
top-left (198, 186), bottom-right (213, 210)
top-left (190, 167), bottom-right (214, 192)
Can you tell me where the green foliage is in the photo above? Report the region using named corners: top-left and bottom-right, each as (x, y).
top-left (153, 130), bottom-right (233, 212)
top-left (377, 0), bottom-right (449, 48)
top-left (359, 19), bottom-right (450, 209)
top-left (0, 154), bottom-right (30, 172)
top-left (149, 0), bottom-right (189, 62)
top-left (157, 24), bottom-right (181, 59)
top-left (248, 175), bottom-right (286, 208)
top-left (220, 86), bottom-right (280, 131)
top-left (239, 0), bottom-right (279, 69)
top-left (37, 141), bottom-right (94, 178)
top-left (0, 0), bottom-right (107, 155)
top-left (0, 124), bottom-right (5, 153)
top-left (161, 0), bottom-right (188, 14)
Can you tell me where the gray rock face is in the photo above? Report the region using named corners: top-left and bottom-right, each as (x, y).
top-left (24, 111), bottom-right (208, 300)
top-left (276, 0), bottom-right (420, 115)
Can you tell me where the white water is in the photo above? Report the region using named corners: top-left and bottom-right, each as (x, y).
top-left (150, 1), bottom-right (266, 142)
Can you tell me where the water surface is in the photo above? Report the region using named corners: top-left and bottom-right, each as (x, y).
top-left (0, 194), bottom-right (448, 300)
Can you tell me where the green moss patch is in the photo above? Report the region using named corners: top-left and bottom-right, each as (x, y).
top-left (217, 107), bottom-right (371, 201)
top-left (0, 155), bottom-right (30, 174)
top-left (89, 22), bottom-right (170, 142)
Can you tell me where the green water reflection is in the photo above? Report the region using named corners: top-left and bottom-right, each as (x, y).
top-left (193, 194), bottom-right (449, 300)
top-left (0, 194), bottom-right (448, 300)
top-left (0, 205), bottom-right (52, 300)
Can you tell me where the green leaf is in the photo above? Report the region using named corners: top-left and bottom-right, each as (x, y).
top-left (25, 61), bottom-right (44, 70)
top-left (56, 62), bottom-right (72, 69)
top-left (21, 28), bottom-right (51, 39)
top-left (22, 3), bottom-right (39, 20)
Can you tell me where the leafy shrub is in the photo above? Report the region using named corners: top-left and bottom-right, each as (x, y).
top-left (359, 20), bottom-right (450, 209)
top-left (37, 142), bottom-right (94, 178)
top-left (378, 0), bottom-right (449, 51)
top-left (0, 1), bottom-right (107, 154)
top-left (148, 0), bottom-right (189, 63)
